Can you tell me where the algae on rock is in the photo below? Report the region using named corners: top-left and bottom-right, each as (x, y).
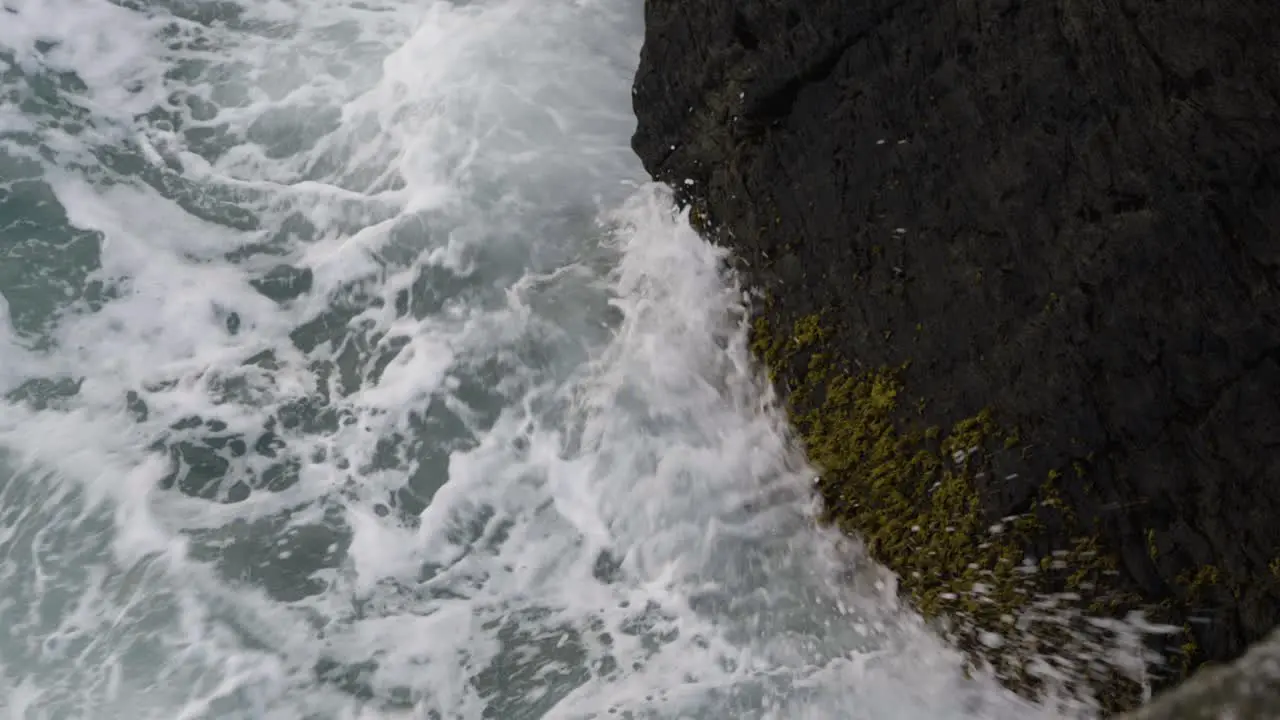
top-left (750, 309), bottom-right (1149, 710)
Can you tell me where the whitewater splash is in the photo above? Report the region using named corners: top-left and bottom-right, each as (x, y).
top-left (0, 0), bottom-right (1127, 718)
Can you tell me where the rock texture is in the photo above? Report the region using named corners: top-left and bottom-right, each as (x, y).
top-left (631, 0), bottom-right (1280, 707)
top-left (1120, 629), bottom-right (1280, 720)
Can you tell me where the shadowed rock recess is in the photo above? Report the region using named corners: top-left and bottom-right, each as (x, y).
top-left (631, 0), bottom-right (1280, 712)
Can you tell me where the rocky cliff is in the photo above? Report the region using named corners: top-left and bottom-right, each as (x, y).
top-left (631, 0), bottom-right (1280, 711)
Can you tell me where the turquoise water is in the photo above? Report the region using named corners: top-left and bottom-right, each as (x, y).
top-left (0, 1), bottom-right (1135, 717)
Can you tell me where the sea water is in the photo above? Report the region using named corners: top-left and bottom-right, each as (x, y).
top-left (0, 0), bottom-right (1114, 717)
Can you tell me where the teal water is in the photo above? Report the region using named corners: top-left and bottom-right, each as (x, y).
top-left (0, 1), bottom-right (1148, 718)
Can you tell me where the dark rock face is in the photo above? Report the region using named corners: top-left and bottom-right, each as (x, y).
top-left (632, 0), bottom-right (1280, 698)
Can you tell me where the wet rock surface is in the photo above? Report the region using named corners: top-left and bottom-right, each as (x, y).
top-left (631, 0), bottom-right (1280, 702)
top-left (1120, 629), bottom-right (1280, 720)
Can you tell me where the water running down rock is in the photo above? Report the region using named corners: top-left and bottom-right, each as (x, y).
top-left (631, 0), bottom-right (1280, 713)
top-left (0, 0), bottom-right (1276, 717)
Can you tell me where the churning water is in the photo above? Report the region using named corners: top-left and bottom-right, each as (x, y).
top-left (0, 0), bottom-right (1128, 717)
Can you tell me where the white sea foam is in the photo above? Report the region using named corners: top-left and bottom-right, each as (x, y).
top-left (0, 0), bottom-right (1129, 718)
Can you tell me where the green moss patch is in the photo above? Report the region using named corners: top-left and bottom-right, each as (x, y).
top-left (751, 308), bottom-right (1149, 711)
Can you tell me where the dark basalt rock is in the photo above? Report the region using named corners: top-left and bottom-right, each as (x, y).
top-left (631, 0), bottom-right (1280, 704)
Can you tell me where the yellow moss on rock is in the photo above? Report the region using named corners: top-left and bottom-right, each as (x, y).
top-left (750, 308), bottom-right (1144, 709)
top-left (1178, 565), bottom-right (1221, 596)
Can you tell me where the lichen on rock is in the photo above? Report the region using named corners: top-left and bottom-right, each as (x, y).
top-left (752, 309), bottom-right (1150, 709)
top-left (632, 0), bottom-right (1280, 712)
